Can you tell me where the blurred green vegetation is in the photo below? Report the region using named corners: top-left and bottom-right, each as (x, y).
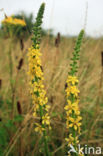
top-left (0, 12), bottom-right (54, 40)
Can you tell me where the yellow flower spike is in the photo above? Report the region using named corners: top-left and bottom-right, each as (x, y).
top-left (65, 76), bottom-right (82, 149)
top-left (65, 30), bottom-right (84, 155)
top-left (28, 45), bottom-right (51, 134)
top-left (28, 3), bottom-right (50, 156)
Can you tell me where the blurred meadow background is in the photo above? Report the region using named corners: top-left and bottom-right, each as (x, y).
top-left (0, 0), bottom-right (103, 155)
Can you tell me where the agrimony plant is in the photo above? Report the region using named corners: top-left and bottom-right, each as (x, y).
top-left (64, 30), bottom-right (84, 156)
top-left (28, 3), bottom-right (51, 156)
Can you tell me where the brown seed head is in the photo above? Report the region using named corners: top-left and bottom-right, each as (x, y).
top-left (17, 101), bottom-right (22, 114)
top-left (55, 32), bottom-right (60, 47)
top-left (20, 39), bottom-right (24, 51)
top-left (0, 79), bottom-right (2, 89)
top-left (101, 51), bottom-right (103, 67)
top-left (17, 58), bottom-right (23, 70)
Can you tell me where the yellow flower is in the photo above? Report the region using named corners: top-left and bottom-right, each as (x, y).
top-left (69, 116), bottom-right (82, 131)
top-left (74, 109), bottom-right (80, 115)
top-left (42, 113), bottom-right (50, 125)
top-left (65, 86), bottom-right (79, 97)
top-left (66, 76), bottom-right (78, 85)
top-left (45, 105), bottom-right (51, 111)
top-left (13, 18), bottom-right (26, 26)
top-left (35, 123), bottom-right (45, 134)
top-left (65, 134), bottom-right (74, 146)
top-left (64, 100), bottom-right (78, 113)
top-left (70, 86), bottom-right (80, 96)
top-left (2, 16), bottom-right (26, 26)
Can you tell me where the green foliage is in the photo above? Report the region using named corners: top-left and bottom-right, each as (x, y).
top-left (0, 123), bottom-right (9, 155)
top-left (13, 12), bottom-right (34, 34)
top-left (0, 126), bottom-right (8, 146)
top-left (0, 10), bottom-right (51, 40)
top-left (6, 98), bottom-right (12, 109)
top-left (2, 22), bottom-right (25, 39)
top-left (0, 96), bottom-right (4, 108)
top-left (13, 115), bottom-right (24, 122)
top-left (1, 12), bottom-right (34, 39)
top-left (0, 115), bottom-right (24, 154)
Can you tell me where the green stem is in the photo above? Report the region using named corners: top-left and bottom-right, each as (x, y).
top-left (8, 38), bottom-right (15, 119)
top-left (39, 105), bottom-right (50, 156)
top-left (43, 130), bottom-right (49, 156)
